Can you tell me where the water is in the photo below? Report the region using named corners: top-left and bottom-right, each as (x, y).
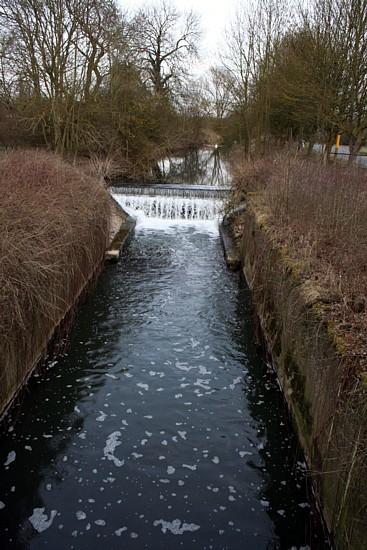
top-left (114, 194), bottom-right (222, 222)
top-left (158, 148), bottom-right (230, 186)
top-left (0, 196), bottom-right (329, 548)
top-left (109, 186), bottom-right (230, 200)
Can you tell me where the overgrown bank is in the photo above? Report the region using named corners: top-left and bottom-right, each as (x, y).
top-left (228, 151), bottom-right (367, 549)
top-left (0, 150), bottom-right (111, 416)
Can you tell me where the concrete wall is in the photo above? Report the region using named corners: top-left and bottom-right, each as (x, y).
top-left (238, 207), bottom-right (367, 549)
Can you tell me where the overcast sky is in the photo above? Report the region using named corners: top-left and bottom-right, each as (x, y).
top-left (120, 0), bottom-right (241, 75)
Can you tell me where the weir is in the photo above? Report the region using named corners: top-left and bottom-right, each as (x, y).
top-left (110, 184), bottom-right (230, 200)
top-left (113, 188), bottom-right (223, 222)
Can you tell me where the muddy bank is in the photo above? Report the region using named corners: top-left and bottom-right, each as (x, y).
top-left (231, 205), bottom-right (366, 549)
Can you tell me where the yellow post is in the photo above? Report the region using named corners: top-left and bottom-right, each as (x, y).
top-left (335, 133), bottom-right (341, 151)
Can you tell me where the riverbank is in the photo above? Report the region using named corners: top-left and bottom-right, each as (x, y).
top-left (0, 150), bottom-right (115, 418)
top-left (227, 150), bottom-right (367, 549)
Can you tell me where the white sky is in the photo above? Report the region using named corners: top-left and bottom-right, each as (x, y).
top-left (120, 0), bottom-right (241, 75)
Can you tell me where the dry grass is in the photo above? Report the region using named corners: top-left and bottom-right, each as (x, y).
top-left (0, 149), bottom-right (111, 413)
top-left (230, 148), bottom-right (367, 545)
top-left (230, 149), bottom-right (367, 374)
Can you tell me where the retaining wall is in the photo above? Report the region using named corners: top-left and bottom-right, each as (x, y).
top-left (237, 206), bottom-right (367, 549)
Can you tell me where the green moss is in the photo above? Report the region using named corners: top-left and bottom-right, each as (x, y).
top-left (360, 371), bottom-right (367, 389)
top-left (281, 255), bottom-right (305, 279)
top-left (284, 352), bottom-right (313, 436)
top-left (327, 321), bottom-right (348, 356)
top-left (273, 330), bottom-right (282, 358)
top-left (311, 302), bottom-right (325, 318)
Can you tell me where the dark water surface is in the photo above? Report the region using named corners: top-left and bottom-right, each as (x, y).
top-left (159, 148), bottom-right (230, 186)
top-left (0, 223), bottom-right (329, 549)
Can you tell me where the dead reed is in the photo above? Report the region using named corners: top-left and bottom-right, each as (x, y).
top-left (0, 149), bottom-right (111, 413)
top-left (230, 150), bottom-right (367, 374)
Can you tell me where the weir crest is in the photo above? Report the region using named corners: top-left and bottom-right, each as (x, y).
top-left (112, 185), bottom-right (226, 222)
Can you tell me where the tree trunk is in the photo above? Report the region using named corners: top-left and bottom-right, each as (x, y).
top-left (348, 135), bottom-right (363, 164)
top-left (307, 139), bottom-right (314, 156)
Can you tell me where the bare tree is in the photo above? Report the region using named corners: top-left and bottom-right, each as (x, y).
top-left (0, 33), bottom-right (14, 105)
top-left (203, 66), bottom-right (235, 120)
top-left (281, 0), bottom-right (367, 160)
top-left (221, 5), bottom-right (257, 153)
top-left (221, 0), bottom-right (291, 153)
top-left (133, 1), bottom-right (200, 96)
top-left (0, 0), bottom-right (128, 151)
top-left (336, 0), bottom-right (367, 160)
top-left (0, 0), bottom-right (205, 161)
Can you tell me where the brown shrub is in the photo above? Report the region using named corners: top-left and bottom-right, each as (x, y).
top-left (230, 150), bottom-right (367, 373)
top-left (0, 149), bottom-right (111, 413)
top-left (226, 146), bottom-right (277, 211)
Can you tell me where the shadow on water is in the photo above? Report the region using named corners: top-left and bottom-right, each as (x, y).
top-left (206, 242), bottom-right (330, 549)
top-left (232, 277), bottom-right (330, 548)
top-left (0, 238), bottom-right (184, 549)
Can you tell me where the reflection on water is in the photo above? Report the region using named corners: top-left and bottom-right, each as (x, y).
top-left (0, 223), bottom-right (330, 549)
top-left (159, 147), bottom-right (230, 186)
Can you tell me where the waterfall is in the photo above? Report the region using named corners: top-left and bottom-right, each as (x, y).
top-left (110, 185), bottom-right (230, 200)
top-left (113, 193), bottom-right (222, 222)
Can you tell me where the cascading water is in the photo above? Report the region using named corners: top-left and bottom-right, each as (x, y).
top-left (113, 192), bottom-right (222, 224)
top-left (110, 185), bottom-right (230, 200)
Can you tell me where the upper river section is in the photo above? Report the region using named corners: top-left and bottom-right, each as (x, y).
top-left (0, 150), bottom-right (330, 549)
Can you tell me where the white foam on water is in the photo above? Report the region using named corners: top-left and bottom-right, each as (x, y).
top-left (182, 464), bottom-right (197, 471)
top-left (29, 507), bottom-right (57, 533)
top-left (103, 431), bottom-right (124, 467)
top-left (153, 518), bottom-right (200, 535)
top-left (4, 451), bottom-right (16, 466)
top-left (113, 193), bottom-right (220, 235)
top-left (115, 527), bottom-right (127, 536)
top-left (176, 362), bottom-right (196, 372)
top-left (137, 383), bottom-right (149, 391)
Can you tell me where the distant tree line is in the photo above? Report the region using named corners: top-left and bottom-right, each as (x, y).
top-left (0, 0), bottom-right (203, 175)
top-left (204, 0), bottom-right (367, 161)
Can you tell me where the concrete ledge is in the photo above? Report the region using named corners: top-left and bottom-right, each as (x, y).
top-left (105, 250), bottom-right (120, 262)
top-left (220, 203), bottom-right (246, 271)
top-left (105, 196), bottom-right (136, 262)
top-left (219, 222), bottom-right (241, 271)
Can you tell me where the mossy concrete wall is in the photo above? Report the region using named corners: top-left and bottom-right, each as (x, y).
top-left (238, 207), bottom-right (366, 549)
